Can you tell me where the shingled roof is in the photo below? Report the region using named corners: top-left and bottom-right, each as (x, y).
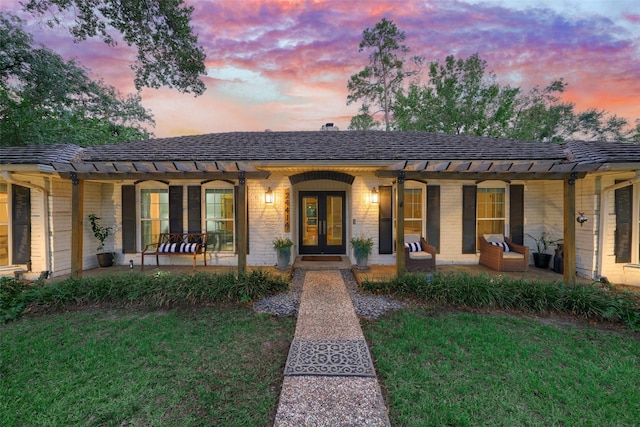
top-left (0, 143), bottom-right (84, 165)
top-left (2, 132), bottom-right (639, 180)
top-left (81, 131), bottom-right (568, 162)
top-left (564, 140), bottom-right (640, 165)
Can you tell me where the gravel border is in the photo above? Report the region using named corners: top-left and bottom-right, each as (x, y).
top-left (253, 269), bottom-right (402, 320)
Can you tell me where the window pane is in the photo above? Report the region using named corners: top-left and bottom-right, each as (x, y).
top-left (141, 189), bottom-right (168, 248)
top-left (478, 188), bottom-right (505, 219)
top-left (404, 188), bottom-right (423, 235)
top-left (477, 188), bottom-right (505, 244)
top-left (205, 189), bottom-right (234, 252)
top-left (405, 220), bottom-right (422, 236)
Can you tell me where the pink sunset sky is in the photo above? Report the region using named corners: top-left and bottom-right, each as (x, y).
top-left (2, 0), bottom-right (640, 138)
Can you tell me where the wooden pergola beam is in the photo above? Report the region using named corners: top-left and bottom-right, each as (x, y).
top-left (54, 171), bottom-right (270, 181)
top-left (376, 170), bottom-right (589, 181)
top-left (70, 173), bottom-right (83, 278)
top-left (396, 172), bottom-right (406, 276)
top-left (236, 172), bottom-right (247, 275)
top-left (564, 175), bottom-right (577, 284)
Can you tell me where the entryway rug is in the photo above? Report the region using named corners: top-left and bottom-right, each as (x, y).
top-left (300, 256), bottom-right (343, 261)
top-left (284, 339), bottom-right (376, 377)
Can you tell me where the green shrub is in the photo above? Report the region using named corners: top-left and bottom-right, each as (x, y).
top-left (0, 270), bottom-right (289, 323)
top-left (363, 272), bottom-right (640, 330)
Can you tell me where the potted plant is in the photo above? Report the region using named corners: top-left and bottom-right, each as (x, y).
top-left (273, 236), bottom-right (293, 270)
top-left (526, 231), bottom-right (562, 269)
top-left (88, 214), bottom-right (114, 267)
top-left (350, 235), bottom-right (374, 270)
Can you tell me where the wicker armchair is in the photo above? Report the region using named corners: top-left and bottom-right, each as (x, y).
top-left (403, 236), bottom-right (436, 272)
top-left (479, 235), bottom-right (529, 272)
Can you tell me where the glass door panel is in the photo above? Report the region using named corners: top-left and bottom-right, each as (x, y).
top-left (326, 195), bottom-right (343, 246)
top-left (299, 191), bottom-right (345, 254)
top-left (302, 196), bottom-right (319, 247)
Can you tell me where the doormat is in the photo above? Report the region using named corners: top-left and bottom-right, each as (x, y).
top-left (284, 339), bottom-right (376, 377)
top-left (301, 256), bottom-right (343, 261)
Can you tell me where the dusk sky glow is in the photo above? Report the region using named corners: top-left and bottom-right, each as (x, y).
top-left (2, 0), bottom-right (639, 138)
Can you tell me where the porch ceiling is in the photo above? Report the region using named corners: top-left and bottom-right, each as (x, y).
top-left (51, 161), bottom-right (271, 180)
top-left (376, 160), bottom-right (600, 180)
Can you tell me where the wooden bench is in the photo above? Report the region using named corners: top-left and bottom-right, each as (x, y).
top-left (141, 232), bottom-right (207, 271)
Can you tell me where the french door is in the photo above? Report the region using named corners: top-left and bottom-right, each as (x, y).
top-left (299, 191), bottom-right (345, 254)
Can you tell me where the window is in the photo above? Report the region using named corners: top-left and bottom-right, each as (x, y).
top-left (140, 189), bottom-right (169, 249)
top-left (477, 188), bottom-right (505, 242)
top-left (404, 188), bottom-right (423, 235)
top-left (205, 188), bottom-right (234, 252)
top-left (0, 183), bottom-right (7, 266)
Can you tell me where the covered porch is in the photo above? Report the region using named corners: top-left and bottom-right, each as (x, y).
top-left (52, 258), bottom-right (591, 287)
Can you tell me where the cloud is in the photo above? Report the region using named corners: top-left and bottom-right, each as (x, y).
top-left (2, 0), bottom-right (640, 136)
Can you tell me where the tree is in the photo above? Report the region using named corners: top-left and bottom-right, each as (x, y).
top-left (347, 18), bottom-right (421, 131)
top-left (22, 0), bottom-right (206, 95)
top-left (394, 54), bottom-right (520, 136)
top-left (502, 79), bottom-right (573, 142)
top-left (393, 53), bottom-right (636, 142)
top-left (348, 104), bottom-right (380, 130)
top-left (0, 14), bottom-right (155, 147)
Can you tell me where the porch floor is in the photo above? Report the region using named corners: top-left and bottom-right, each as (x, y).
top-left (44, 259), bottom-right (590, 286)
top-left (351, 263), bottom-right (588, 285)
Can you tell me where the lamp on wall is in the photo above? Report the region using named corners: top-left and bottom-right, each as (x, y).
top-left (265, 187), bottom-right (274, 204)
top-left (370, 187), bottom-right (379, 204)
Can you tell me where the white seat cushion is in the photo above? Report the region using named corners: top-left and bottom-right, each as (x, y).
top-left (409, 251), bottom-right (433, 260)
top-left (502, 252), bottom-right (524, 259)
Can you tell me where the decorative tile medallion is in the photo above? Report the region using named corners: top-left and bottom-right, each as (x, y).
top-left (284, 339), bottom-right (376, 377)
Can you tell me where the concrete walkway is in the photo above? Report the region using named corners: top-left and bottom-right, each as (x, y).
top-left (273, 270), bottom-right (391, 426)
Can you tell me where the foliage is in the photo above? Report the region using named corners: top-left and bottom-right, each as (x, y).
top-left (364, 310), bottom-right (640, 426)
top-left (88, 214), bottom-right (113, 252)
top-left (350, 235), bottom-right (374, 258)
top-left (0, 308), bottom-right (294, 426)
top-left (272, 236), bottom-right (294, 251)
top-left (391, 52), bottom-right (635, 142)
top-left (526, 231), bottom-right (562, 254)
top-left (21, 0), bottom-right (206, 95)
top-left (362, 272), bottom-right (640, 330)
top-left (0, 13), bottom-right (155, 147)
top-left (347, 104), bottom-right (380, 130)
top-left (347, 18), bottom-right (422, 131)
top-left (0, 270), bottom-right (289, 323)
top-left (394, 54), bottom-right (520, 136)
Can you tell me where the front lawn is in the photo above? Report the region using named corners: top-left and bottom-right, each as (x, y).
top-left (364, 308), bottom-right (640, 426)
top-left (0, 307), bottom-right (295, 426)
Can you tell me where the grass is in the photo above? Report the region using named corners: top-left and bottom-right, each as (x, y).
top-left (0, 306), bottom-right (295, 426)
top-left (362, 272), bottom-right (640, 330)
top-left (3, 270), bottom-right (640, 425)
top-left (363, 308), bottom-right (640, 426)
top-left (1, 270), bottom-right (289, 323)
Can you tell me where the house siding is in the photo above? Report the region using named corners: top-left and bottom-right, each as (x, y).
top-left (49, 178), bottom-right (72, 276)
top-left (599, 172), bottom-right (640, 285)
top-left (3, 170), bottom-right (637, 286)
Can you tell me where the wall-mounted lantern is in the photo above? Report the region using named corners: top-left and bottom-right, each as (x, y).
top-left (370, 187), bottom-right (379, 204)
top-left (265, 187), bottom-right (274, 204)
